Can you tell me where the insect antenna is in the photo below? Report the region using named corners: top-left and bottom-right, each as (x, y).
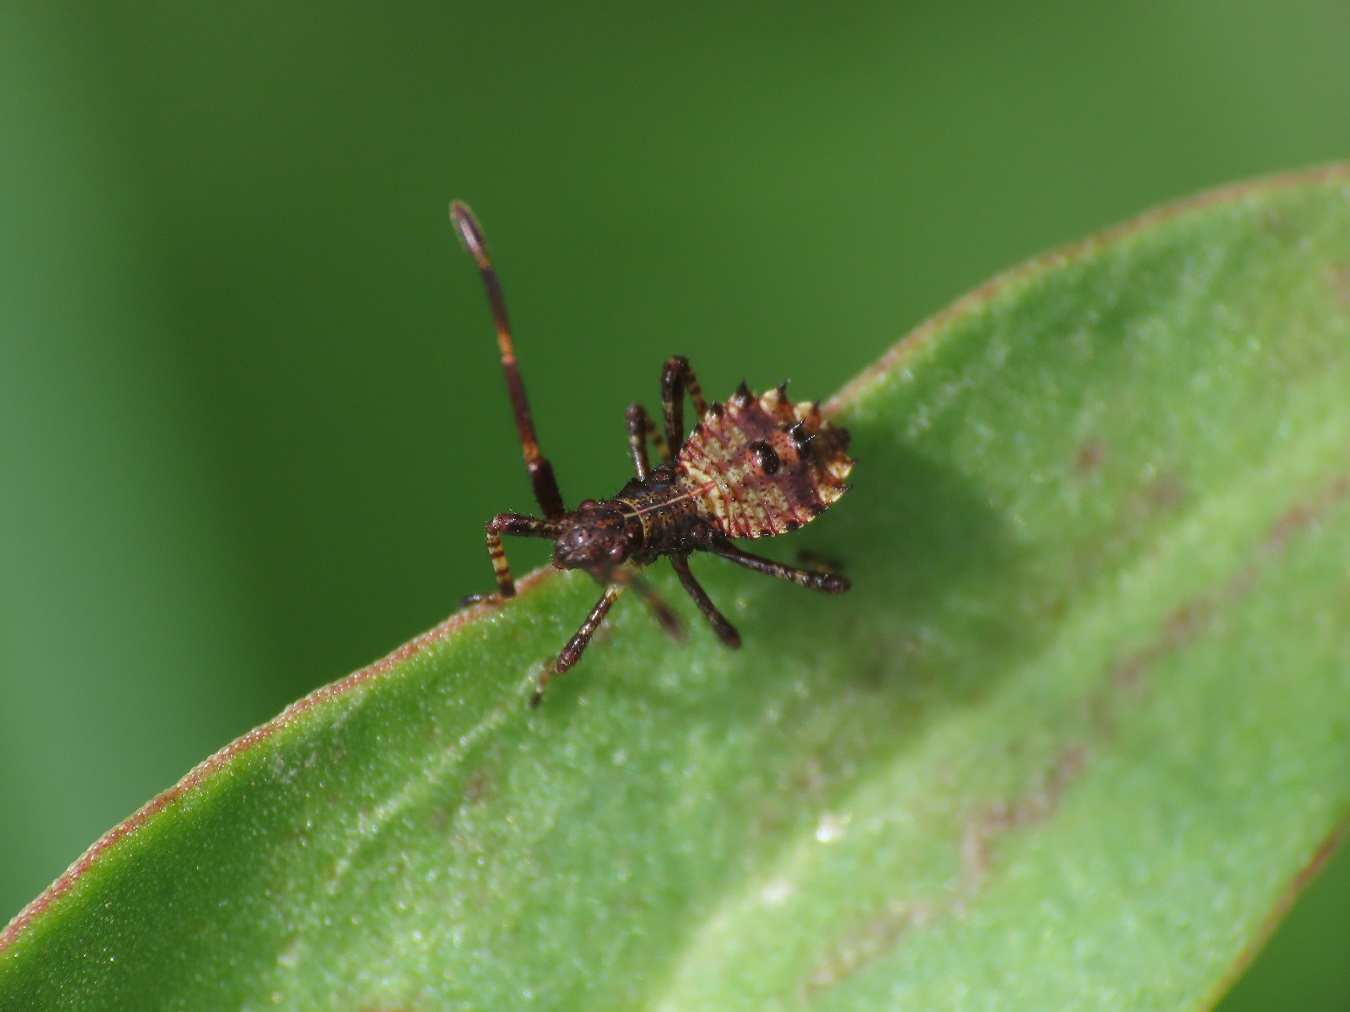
top-left (450, 202), bottom-right (566, 520)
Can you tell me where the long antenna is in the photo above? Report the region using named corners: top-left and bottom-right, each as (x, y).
top-left (450, 202), bottom-right (565, 519)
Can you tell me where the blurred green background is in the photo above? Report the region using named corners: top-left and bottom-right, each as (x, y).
top-left (1, 4), bottom-right (1346, 1005)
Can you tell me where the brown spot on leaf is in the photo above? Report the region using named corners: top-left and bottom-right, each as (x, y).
top-left (800, 902), bottom-right (923, 1001)
top-left (1324, 264), bottom-right (1350, 311)
top-left (1075, 439), bottom-right (1107, 475)
top-left (1260, 207), bottom-right (1289, 237)
top-left (1112, 599), bottom-right (1214, 692)
top-left (463, 766), bottom-right (494, 805)
top-left (961, 746), bottom-right (1087, 889)
top-left (1098, 470), bottom-right (1349, 729)
top-left (1266, 475), bottom-right (1350, 555)
top-left (1147, 472), bottom-right (1187, 513)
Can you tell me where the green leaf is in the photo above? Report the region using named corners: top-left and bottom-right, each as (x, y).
top-left (4, 168), bottom-right (1350, 1009)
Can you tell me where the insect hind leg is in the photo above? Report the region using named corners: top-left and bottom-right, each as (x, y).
top-left (625, 403), bottom-right (672, 480)
top-left (712, 541), bottom-right (850, 593)
top-left (671, 555), bottom-right (741, 648)
top-left (610, 568), bottom-right (684, 641)
top-left (660, 356), bottom-right (710, 451)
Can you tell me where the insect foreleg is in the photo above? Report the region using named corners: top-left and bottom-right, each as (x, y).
top-left (531, 583), bottom-right (626, 706)
top-left (624, 403), bottom-right (671, 480)
top-left (670, 555), bottom-right (741, 648)
top-left (712, 541), bottom-right (851, 593)
top-left (660, 356), bottom-right (710, 451)
top-left (477, 512), bottom-right (561, 599)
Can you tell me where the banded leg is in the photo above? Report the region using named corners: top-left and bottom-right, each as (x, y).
top-left (451, 202), bottom-right (566, 519)
top-left (532, 583), bottom-right (625, 706)
top-left (712, 541), bottom-right (851, 593)
top-left (462, 512), bottom-right (561, 604)
top-left (670, 555), bottom-right (741, 648)
top-left (660, 356), bottom-right (710, 452)
top-left (625, 403), bottom-right (671, 481)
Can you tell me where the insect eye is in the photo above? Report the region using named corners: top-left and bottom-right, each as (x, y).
top-left (748, 440), bottom-right (780, 475)
top-left (608, 544), bottom-right (627, 561)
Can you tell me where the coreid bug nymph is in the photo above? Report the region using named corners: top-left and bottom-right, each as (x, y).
top-left (450, 202), bottom-right (854, 705)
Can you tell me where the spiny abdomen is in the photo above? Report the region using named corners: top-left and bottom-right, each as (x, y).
top-left (676, 382), bottom-right (853, 540)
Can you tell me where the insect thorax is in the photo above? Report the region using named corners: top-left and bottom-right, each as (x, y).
top-left (590, 384), bottom-right (854, 563)
top-left (551, 384), bottom-right (852, 579)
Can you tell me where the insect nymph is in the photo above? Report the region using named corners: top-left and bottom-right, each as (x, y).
top-left (451, 202), bottom-right (854, 704)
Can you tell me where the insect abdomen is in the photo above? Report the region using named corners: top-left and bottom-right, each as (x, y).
top-left (677, 383), bottom-right (853, 540)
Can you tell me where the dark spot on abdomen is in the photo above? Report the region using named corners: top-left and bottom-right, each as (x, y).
top-left (748, 439), bottom-right (780, 475)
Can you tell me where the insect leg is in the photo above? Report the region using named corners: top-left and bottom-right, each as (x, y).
top-left (711, 541), bottom-right (851, 593)
top-left (624, 403), bottom-right (671, 480)
top-left (795, 547), bottom-right (846, 576)
top-left (660, 356), bottom-right (710, 452)
top-left (451, 202), bottom-right (567, 519)
top-left (531, 583), bottom-right (626, 706)
top-left (670, 555), bottom-right (741, 648)
top-left (462, 512), bottom-right (561, 603)
top-left (616, 570), bottom-right (685, 641)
